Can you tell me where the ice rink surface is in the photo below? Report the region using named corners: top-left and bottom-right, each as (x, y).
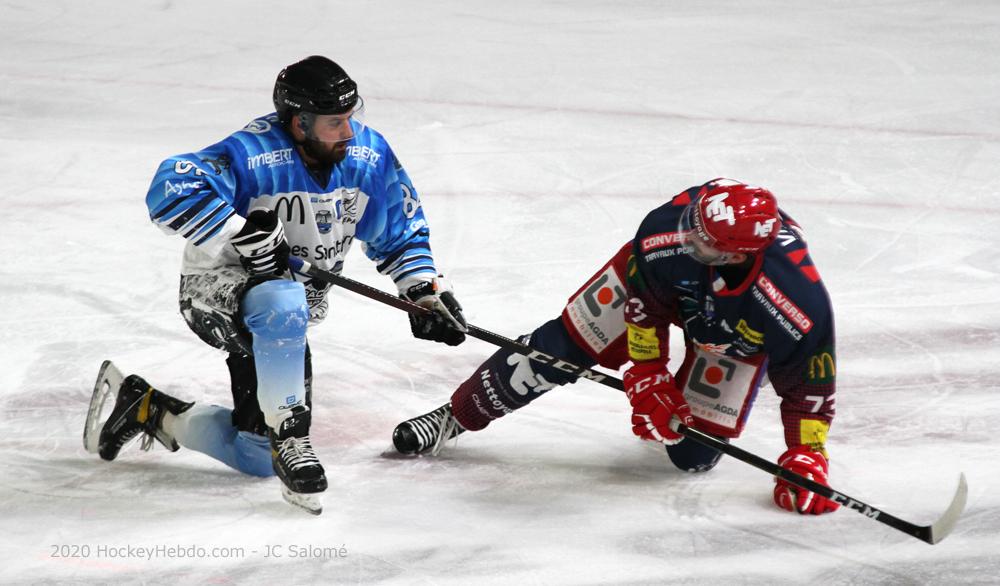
top-left (2, 1), bottom-right (999, 584)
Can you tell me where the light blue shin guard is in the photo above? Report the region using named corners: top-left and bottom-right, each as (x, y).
top-left (241, 279), bottom-right (310, 430)
top-left (173, 404), bottom-right (273, 477)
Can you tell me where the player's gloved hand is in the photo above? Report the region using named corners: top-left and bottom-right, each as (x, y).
top-left (773, 446), bottom-right (840, 515)
top-left (623, 362), bottom-right (694, 445)
top-left (230, 209), bottom-right (290, 276)
top-left (402, 277), bottom-right (467, 346)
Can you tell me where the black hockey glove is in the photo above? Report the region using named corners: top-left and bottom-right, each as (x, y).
top-left (230, 209), bottom-right (290, 276)
top-left (402, 277), bottom-right (467, 346)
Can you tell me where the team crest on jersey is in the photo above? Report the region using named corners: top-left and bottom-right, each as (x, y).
top-left (315, 210), bottom-right (333, 234)
top-left (243, 118), bottom-right (272, 134)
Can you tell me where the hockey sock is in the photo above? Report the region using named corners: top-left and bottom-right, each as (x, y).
top-left (241, 280), bottom-right (310, 431)
top-left (450, 317), bottom-right (596, 430)
top-left (167, 404), bottom-right (274, 477)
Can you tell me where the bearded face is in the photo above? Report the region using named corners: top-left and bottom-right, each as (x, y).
top-left (299, 136), bottom-right (349, 166)
top-left (291, 108), bottom-right (364, 167)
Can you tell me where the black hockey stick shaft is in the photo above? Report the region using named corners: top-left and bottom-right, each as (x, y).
top-left (291, 256), bottom-right (966, 545)
top-left (677, 424), bottom-right (966, 544)
top-left (289, 257), bottom-right (621, 389)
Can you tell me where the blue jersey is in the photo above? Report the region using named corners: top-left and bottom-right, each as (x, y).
top-left (626, 184), bottom-right (836, 450)
top-left (145, 114), bottom-right (437, 317)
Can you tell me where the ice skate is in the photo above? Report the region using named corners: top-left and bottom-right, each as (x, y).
top-left (85, 360), bottom-right (193, 461)
top-left (392, 402), bottom-right (465, 456)
top-left (270, 405), bottom-right (327, 515)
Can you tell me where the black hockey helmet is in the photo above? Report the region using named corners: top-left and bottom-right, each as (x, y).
top-left (273, 56), bottom-right (359, 124)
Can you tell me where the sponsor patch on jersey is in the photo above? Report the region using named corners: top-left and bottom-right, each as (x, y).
top-left (565, 266), bottom-right (627, 354)
top-left (345, 145), bottom-right (381, 167)
top-left (247, 148), bottom-right (294, 170)
top-left (754, 273), bottom-right (813, 334)
top-left (273, 194), bottom-right (307, 224)
top-left (799, 419), bottom-right (830, 457)
top-left (735, 319), bottom-right (764, 345)
top-left (806, 349), bottom-right (836, 384)
top-left (627, 323), bottom-right (660, 361)
top-left (640, 231), bottom-right (684, 252)
top-left (643, 248), bottom-right (684, 262)
top-left (682, 348), bottom-right (763, 437)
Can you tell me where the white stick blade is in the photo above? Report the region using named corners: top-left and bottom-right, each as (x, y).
top-left (929, 473), bottom-right (968, 544)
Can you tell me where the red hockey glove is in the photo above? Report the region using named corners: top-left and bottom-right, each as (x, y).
top-left (773, 446), bottom-right (840, 515)
top-left (623, 362), bottom-right (694, 445)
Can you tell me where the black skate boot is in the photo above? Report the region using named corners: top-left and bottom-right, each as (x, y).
top-left (392, 402), bottom-right (465, 456)
top-left (96, 374), bottom-right (193, 461)
top-left (270, 405), bottom-right (327, 515)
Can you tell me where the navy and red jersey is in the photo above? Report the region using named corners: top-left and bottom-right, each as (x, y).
top-left (625, 184), bottom-right (836, 451)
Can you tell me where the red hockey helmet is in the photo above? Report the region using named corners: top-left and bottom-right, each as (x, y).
top-left (679, 179), bottom-right (780, 265)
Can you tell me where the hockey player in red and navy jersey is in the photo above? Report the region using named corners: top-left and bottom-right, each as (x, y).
top-left (393, 178), bottom-right (840, 515)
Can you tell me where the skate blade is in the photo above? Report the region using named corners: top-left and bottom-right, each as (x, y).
top-left (281, 485), bottom-right (323, 516)
top-left (83, 360), bottom-right (125, 454)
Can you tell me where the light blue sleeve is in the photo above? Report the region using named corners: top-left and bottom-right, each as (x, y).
top-left (356, 144), bottom-right (437, 290)
top-left (144, 140), bottom-right (246, 254)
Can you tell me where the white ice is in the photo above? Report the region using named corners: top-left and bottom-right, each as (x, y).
top-left (2, 1), bottom-right (999, 584)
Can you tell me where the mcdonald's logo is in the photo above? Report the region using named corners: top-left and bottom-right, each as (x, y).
top-left (274, 195), bottom-right (306, 224)
top-left (807, 351), bottom-right (836, 383)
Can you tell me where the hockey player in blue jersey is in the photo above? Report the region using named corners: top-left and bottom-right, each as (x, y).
top-left (392, 179), bottom-right (841, 515)
top-left (84, 56), bottom-right (467, 515)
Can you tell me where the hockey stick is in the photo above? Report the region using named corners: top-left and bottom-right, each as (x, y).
top-left (290, 256), bottom-right (967, 544)
top-left (289, 257), bottom-right (619, 388)
top-left (678, 424), bottom-right (967, 544)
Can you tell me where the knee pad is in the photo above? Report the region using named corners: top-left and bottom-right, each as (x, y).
top-left (241, 280), bottom-right (309, 341)
top-left (666, 436), bottom-right (727, 473)
top-left (240, 280), bottom-right (309, 430)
